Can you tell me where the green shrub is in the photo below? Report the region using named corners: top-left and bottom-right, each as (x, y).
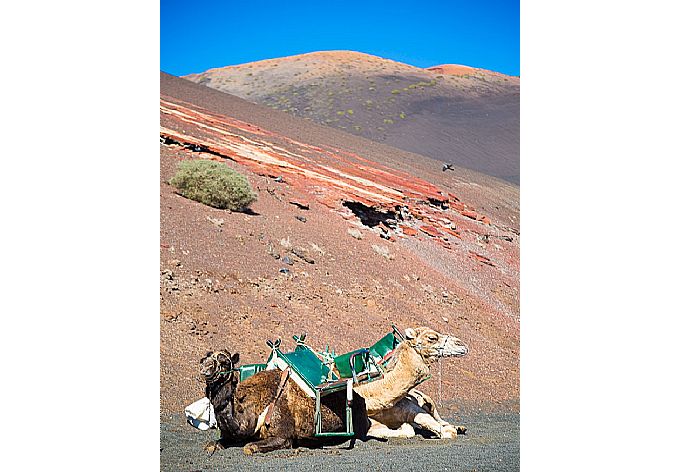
top-left (169, 159), bottom-right (256, 211)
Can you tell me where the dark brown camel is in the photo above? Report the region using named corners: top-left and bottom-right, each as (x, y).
top-left (200, 350), bottom-right (370, 455)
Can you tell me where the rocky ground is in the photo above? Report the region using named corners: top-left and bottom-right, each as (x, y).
top-left (161, 410), bottom-right (519, 472)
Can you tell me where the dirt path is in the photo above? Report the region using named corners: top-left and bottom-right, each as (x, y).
top-left (160, 409), bottom-right (519, 471)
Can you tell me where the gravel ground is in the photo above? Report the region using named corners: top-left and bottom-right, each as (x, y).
top-left (160, 410), bottom-right (519, 471)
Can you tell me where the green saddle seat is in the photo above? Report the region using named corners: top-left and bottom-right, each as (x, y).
top-left (238, 363), bottom-right (266, 382)
top-left (333, 330), bottom-right (402, 379)
top-left (275, 344), bottom-right (332, 391)
top-left (369, 331), bottom-right (401, 365)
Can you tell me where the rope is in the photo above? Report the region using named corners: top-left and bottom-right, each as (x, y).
top-left (436, 335), bottom-right (452, 408)
top-left (437, 356), bottom-right (443, 409)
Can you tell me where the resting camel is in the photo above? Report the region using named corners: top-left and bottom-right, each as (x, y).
top-left (200, 349), bottom-right (370, 455)
top-left (354, 326), bottom-right (469, 439)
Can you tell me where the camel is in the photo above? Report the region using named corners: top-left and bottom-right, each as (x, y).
top-left (200, 349), bottom-right (370, 455)
top-left (354, 326), bottom-right (468, 439)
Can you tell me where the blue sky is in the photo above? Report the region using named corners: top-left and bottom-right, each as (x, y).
top-left (161, 0), bottom-right (519, 76)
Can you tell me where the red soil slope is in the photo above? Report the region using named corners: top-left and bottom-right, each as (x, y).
top-left (160, 73), bottom-right (519, 416)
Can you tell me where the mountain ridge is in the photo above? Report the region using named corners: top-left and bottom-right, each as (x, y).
top-left (183, 51), bottom-right (520, 184)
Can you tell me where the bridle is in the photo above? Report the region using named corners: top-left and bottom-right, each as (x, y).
top-left (204, 354), bottom-right (240, 384)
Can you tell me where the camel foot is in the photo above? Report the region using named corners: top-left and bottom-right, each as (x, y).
top-left (367, 421), bottom-right (416, 439)
top-left (243, 444), bottom-right (258, 456)
top-left (457, 425), bottom-right (467, 435)
top-left (204, 441), bottom-right (223, 456)
top-left (440, 424), bottom-right (458, 439)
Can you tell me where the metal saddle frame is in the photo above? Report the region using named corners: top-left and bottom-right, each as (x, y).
top-left (237, 325), bottom-right (405, 437)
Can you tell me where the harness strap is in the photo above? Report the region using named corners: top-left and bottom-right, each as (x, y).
top-left (264, 367), bottom-right (291, 427)
top-left (254, 406), bottom-right (270, 434)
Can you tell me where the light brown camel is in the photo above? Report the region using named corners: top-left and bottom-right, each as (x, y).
top-left (354, 327), bottom-right (468, 439)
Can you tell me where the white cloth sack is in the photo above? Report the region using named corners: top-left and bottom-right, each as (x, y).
top-left (184, 397), bottom-right (217, 430)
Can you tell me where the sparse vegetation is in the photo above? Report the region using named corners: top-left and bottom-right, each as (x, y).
top-left (391, 89), bottom-right (400, 94)
top-left (383, 118), bottom-right (394, 124)
top-left (169, 159), bottom-right (256, 211)
top-left (399, 112), bottom-right (406, 119)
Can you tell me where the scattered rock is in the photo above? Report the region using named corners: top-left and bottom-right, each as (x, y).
top-left (280, 237), bottom-right (291, 248)
top-left (469, 251), bottom-right (495, 267)
top-left (168, 259), bottom-right (182, 267)
top-left (282, 256), bottom-right (294, 265)
top-left (402, 226), bottom-right (418, 236)
top-left (291, 247), bottom-right (315, 264)
top-left (372, 244), bottom-right (394, 260)
top-left (279, 268), bottom-right (290, 274)
top-left (498, 235), bottom-right (514, 242)
top-left (274, 176), bottom-right (284, 183)
top-left (461, 209), bottom-right (479, 220)
top-left (206, 216), bottom-right (224, 227)
top-left (310, 243), bottom-right (325, 255)
top-left (478, 234), bottom-right (490, 244)
top-left (267, 243), bottom-right (281, 259)
top-left (347, 228), bottom-right (363, 240)
top-left (420, 225), bottom-right (444, 238)
top-left (289, 200), bottom-right (310, 210)
top-left (295, 215), bottom-right (307, 223)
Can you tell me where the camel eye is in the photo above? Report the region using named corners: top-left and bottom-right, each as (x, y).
top-left (429, 335), bottom-right (438, 341)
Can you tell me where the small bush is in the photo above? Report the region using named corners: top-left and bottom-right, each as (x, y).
top-left (169, 159), bottom-right (256, 211)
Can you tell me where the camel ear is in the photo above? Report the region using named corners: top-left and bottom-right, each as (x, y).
top-left (231, 352), bottom-right (240, 364)
top-left (404, 328), bottom-right (417, 340)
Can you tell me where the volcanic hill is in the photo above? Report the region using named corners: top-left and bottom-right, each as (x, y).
top-left (160, 72), bottom-right (519, 418)
top-left (184, 51), bottom-right (520, 184)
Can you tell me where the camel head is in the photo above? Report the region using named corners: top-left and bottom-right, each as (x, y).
top-left (199, 349), bottom-right (240, 385)
top-left (404, 327), bottom-right (468, 363)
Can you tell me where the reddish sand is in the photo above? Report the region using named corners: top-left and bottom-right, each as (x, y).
top-left (426, 64), bottom-right (477, 76)
top-left (159, 73), bottom-right (520, 417)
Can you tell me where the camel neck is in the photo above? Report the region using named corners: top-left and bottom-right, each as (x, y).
top-left (354, 341), bottom-right (431, 414)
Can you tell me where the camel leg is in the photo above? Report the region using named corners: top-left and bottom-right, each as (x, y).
top-left (412, 411), bottom-right (454, 438)
top-left (204, 440), bottom-right (224, 456)
top-left (366, 418), bottom-right (415, 439)
top-left (204, 431), bottom-right (234, 456)
top-left (408, 389), bottom-right (467, 436)
top-left (243, 436), bottom-right (292, 455)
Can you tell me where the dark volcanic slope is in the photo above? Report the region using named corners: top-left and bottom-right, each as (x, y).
top-left (160, 72), bottom-right (519, 417)
top-left (183, 51), bottom-right (520, 184)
